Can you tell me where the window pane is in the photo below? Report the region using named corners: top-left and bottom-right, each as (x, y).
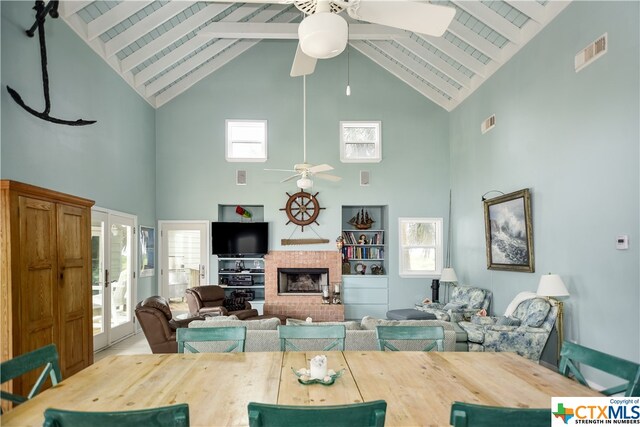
top-left (401, 248), bottom-right (436, 271)
top-left (400, 222), bottom-right (436, 246)
top-left (344, 143), bottom-right (376, 159)
top-left (230, 123), bottom-right (264, 142)
top-left (343, 126), bottom-right (378, 142)
top-left (230, 141), bottom-right (263, 158)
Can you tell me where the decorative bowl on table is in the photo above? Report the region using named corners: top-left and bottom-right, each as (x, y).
top-left (291, 367), bottom-right (345, 386)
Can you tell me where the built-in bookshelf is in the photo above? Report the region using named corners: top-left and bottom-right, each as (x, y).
top-left (341, 205), bottom-right (388, 276)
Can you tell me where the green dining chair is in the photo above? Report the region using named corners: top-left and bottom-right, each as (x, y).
top-left (376, 325), bottom-right (444, 352)
top-left (42, 404), bottom-right (190, 427)
top-left (278, 325), bottom-right (346, 351)
top-left (449, 401), bottom-right (550, 427)
top-left (176, 327), bottom-right (247, 353)
top-left (248, 400), bottom-right (387, 427)
top-left (559, 340), bottom-right (640, 397)
top-left (0, 343), bottom-right (62, 407)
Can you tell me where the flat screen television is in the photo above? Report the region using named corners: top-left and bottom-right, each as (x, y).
top-left (211, 222), bottom-right (268, 256)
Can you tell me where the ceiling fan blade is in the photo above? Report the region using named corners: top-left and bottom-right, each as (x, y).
top-left (315, 173), bottom-right (342, 182)
top-left (348, 1), bottom-right (455, 37)
top-left (308, 163), bottom-right (333, 174)
top-left (281, 174), bottom-right (301, 183)
top-left (290, 44), bottom-right (318, 77)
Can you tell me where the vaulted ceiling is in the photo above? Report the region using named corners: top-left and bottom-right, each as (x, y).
top-left (58, 0), bottom-right (571, 111)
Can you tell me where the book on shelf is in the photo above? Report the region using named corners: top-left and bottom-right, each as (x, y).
top-left (341, 230), bottom-right (384, 245)
top-left (342, 246), bottom-right (384, 260)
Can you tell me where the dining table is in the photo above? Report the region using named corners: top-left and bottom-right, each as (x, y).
top-left (1, 351), bottom-right (602, 426)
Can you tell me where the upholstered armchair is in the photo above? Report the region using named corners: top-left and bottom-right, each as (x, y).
top-left (458, 297), bottom-right (558, 361)
top-left (185, 285), bottom-right (259, 320)
top-left (134, 296), bottom-right (203, 353)
top-left (416, 286), bottom-right (492, 323)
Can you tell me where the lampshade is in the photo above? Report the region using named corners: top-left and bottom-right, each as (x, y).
top-left (298, 12), bottom-right (348, 59)
top-left (440, 267), bottom-right (458, 283)
top-left (537, 274), bottom-right (569, 297)
top-left (296, 177), bottom-right (312, 189)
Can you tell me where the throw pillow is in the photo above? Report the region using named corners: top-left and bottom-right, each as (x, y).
top-left (495, 316), bottom-right (521, 327)
top-left (443, 302), bottom-right (467, 311)
top-left (360, 316), bottom-right (451, 331)
top-left (223, 297), bottom-right (246, 312)
top-left (286, 318), bottom-right (361, 330)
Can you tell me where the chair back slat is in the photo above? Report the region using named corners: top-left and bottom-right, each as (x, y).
top-left (248, 400), bottom-right (386, 427)
top-left (42, 404), bottom-right (190, 427)
top-left (0, 344), bottom-right (62, 407)
top-left (450, 401), bottom-right (550, 427)
top-left (177, 327), bottom-right (247, 353)
top-left (559, 341), bottom-right (640, 397)
top-left (278, 325), bottom-right (346, 351)
top-left (375, 326), bottom-right (444, 352)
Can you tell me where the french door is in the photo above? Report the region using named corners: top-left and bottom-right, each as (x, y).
top-left (159, 221), bottom-right (209, 305)
top-left (92, 209), bottom-right (136, 351)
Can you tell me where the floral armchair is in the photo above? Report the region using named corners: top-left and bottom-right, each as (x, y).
top-left (416, 286), bottom-right (492, 323)
top-left (457, 297), bottom-right (558, 361)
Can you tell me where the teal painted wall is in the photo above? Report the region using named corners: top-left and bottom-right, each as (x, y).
top-left (449, 0), bottom-right (639, 371)
top-left (0, 1), bottom-right (157, 299)
top-left (155, 39), bottom-right (451, 309)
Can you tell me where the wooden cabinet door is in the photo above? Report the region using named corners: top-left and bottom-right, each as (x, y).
top-left (57, 204), bottom-right (92, 377)
top-left (18, 196), bottom-right (58, 392)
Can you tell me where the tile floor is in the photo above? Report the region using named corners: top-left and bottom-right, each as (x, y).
top-left (94, 332), bottom-right (152, 362)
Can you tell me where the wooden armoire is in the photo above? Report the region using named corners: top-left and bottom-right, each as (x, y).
top-left (0, 180), bottom-right (94, 397)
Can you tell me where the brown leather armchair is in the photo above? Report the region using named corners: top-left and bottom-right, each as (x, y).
top-left (185, 285), bottom-right (259, 320)
top-left (135, 296), bottom-right (203, 353)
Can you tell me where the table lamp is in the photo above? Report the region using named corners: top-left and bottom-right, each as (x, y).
top-left (440, 267), bottom-right (458, 303)
top-left (536, 273), bottom-right (569, 363)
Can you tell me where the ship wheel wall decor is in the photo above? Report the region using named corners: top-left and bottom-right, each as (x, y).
top-left (280, 191), bottom-right (325, 231)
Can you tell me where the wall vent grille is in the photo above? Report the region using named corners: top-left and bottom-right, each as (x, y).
top-left (481, 114), bottom-right (496, 134)
top-left (575, 33), bottom-right (607, 73)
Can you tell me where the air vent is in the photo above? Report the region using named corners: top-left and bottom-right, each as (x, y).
top-left (575, 33), bottom-right (607, 73)
top-left (481, 114), bottom-right (496, 134)
top-left (236, 170), bottom-right (247, 185)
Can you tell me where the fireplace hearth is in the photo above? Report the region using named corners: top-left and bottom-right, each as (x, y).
top-left (278, 268), bottom-right (328, 295)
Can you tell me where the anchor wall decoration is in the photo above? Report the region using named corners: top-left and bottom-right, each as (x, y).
top-left (6, 1), bottom-right (96, 126)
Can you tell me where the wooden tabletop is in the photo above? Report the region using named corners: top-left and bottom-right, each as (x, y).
top-left (1, 351), bottom-right (601, 427)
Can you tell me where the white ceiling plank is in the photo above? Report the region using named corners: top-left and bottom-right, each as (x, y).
top-left (61, 11), bottom-right (154, 107)
top-left (369, 41), bottom-right (462, 101)
top-left (120, 3), bottom-right (234, 73)
top-left (421, 35), bottom-right (486, 78)
top-left (145, 39), bottom-right (236, 96)
top-left (104, 2), bottom-right (196, 58)
top-left (445, 21), bottom-right (503, 63)
top-left (504, 0), bottom-right (547, 23)
top-left (350, 41), bottom-right (453, 111)
top-left (155, 11), bottom-right (300, 107)
top-left (87, 1), bottom-right (153, 41)
top-left (59, 1), bottom-right (93, 18)
top-left (197, 22), bottom-right (406, 40)
top-left (134, 4), bottom-right (263, 87)
top-left (452, 1), bottom-right (521, 44)
top-left (394, 37), bottom-right (472, 89)
top-left (156, 41), bottom-right (256, 108)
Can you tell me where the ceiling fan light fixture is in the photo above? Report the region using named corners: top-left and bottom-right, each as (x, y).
top-left (297, 177), bottom-right (313, 189)
top-left (298, 12), bottom-right (348, 59)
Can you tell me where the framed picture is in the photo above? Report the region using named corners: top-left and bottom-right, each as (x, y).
top-left (139, 226), bottom-right (156, 277)
top-left (483, 189), bottom-right (534, 272)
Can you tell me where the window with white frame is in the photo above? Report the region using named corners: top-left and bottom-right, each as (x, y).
top-left (340, 121), bottom-right (381, 163)
top-left (225, 120), bottom-right (267, 162)
top-left (398, 217), bottom-right (443, 278)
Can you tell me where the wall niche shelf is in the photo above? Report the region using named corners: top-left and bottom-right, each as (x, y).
top-left (341, 205), bottom-right (388, 276)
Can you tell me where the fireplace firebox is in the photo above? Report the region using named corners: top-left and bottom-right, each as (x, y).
top-left (278, 268), bottom-right (328, 295)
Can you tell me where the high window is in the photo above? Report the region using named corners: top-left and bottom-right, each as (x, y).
top-left (225, 120), bottom-right (267, 162)
top-left (340, 121), bottom-right (381, 163)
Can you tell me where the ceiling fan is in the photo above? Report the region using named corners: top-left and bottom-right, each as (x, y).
top-left (265, 76), bottom-right (342, 189)
top-left (214, 0), bottom-right (455, 76)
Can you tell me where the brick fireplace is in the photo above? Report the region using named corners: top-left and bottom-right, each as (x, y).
top-left (264, 251), bottom-right (344, 321)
